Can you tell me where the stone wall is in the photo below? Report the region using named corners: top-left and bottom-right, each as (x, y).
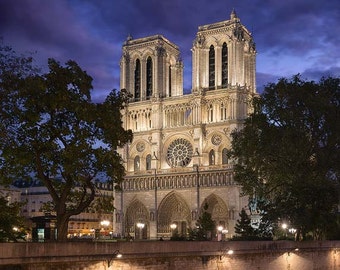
top-left (0, 241), bottom-right (339, 270)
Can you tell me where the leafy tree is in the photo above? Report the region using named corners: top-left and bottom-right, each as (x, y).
top-left (191, 203), bottom-right (216, 240)
top-left (0, 45), bottom-right (132, 241)
top-left (234, 208), bottom-right (256, 239)
top-left (0, 195), bottom-right (28, 242)
top-left (229, 75), bottom-right (340, 240)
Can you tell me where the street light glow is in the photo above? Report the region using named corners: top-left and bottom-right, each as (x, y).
top-left (100, 220), bottom-right (110, 227)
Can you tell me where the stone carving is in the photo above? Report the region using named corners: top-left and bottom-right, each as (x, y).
top-left (212, 134), bottom-right (222, 145)
top-left (136, 142), bottom-right (145, 152)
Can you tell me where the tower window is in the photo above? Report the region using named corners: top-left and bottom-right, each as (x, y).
top-left (209, 45), bottom-right (215, 90)
top-left (209, 104), bottom-right (213, 122)
top-left (146, 154), bottom-right (151, 170)
top-left (134, 156), bottom-right (140, 171)
top-left (220, 103), bottom-right (227, 120)
top-left (134, 59), bottom-right (141, 101)
top-left (209, 149), bottom-right (215, 165)
top-left (146, 57), bottom-right (153, 99)
top-left (222, 148), bottom-right (228, 164)
top-left (222, 43), bottom-right (228, 87)
top-left (169, 66), bottom-right (172, 97)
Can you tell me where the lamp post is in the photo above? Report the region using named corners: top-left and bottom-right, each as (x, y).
top-left (217, 226), bottom-right (223, 241)
top-left (152, 151), bottom-right (158, 239)
top-left (100, 220), bottom-right (110, 239)
top-left (282, 223), bottom-right (287, 239)
top-left (107, 250), bottom-right (122, 267)
top-left (136, 222), bottom-right (145, 240)
top-left (222, 229), bottom-right (229, 240)
top-left (170, 223), bottom-right (177, 238)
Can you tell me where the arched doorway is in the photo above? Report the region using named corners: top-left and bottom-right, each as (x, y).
top-left (158, 192), bottom-right (191, 238)
top-left (125, 199), bottom-right (149, 240)
top-left (201, 194), bottom-right (229, 239)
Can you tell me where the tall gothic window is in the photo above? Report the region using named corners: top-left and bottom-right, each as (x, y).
top-left (146, 57), bottom-right (153, 99)
top-left (146, 154), bottom-right (151, 170)
top-left (220, 103), bottom-right (227, 120)
top-left (209, 104), bottom-right (213, 122)
top-left (148, 112), bottom-right (152, 128)
top-left (169, 66), bottom-right (172, 97)
top-left (222, 148), bottom-right (228, 164)
top-left (134, 156), bottom-right (140, 171)
top-left (209, 45), bottom-right (215, 90)
top-left (134, 59), bottom-right (141, 101)
top-left (209, 149), bottom-right (215, 165)
top-left (221, 43), bottom-right (228, 87)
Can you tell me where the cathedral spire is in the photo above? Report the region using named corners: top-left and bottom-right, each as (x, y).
top-left (230, 9), bottom-right (237, 20)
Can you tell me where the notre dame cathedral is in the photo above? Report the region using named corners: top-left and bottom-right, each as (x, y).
top-left (114, 10), bottom-right (257, 240)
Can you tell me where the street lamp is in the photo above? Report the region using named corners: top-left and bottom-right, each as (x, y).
top-left (100, 220), bottom-right (110, 239)
top-left (170, 223), bottom-right (177, 237)
top-left (217, 226), bottom-right (223, 241)
top-left (281, 223), bottom-right (288, 239)
top-left (136, 222), bottom-right (145, 240)
top-left (107, 250), bottom-right (122, 267)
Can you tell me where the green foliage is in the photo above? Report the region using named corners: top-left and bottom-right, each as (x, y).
top-left (229, 75), bottom-right (340, 240)
top-left (0, 44), bottom-right (132, 241)
top-left (0, 195), bottom-right (28, 242)
top-left (190, 203), bottom-right (216, 240)
top-left (233, 208), bottom-right (256, 240)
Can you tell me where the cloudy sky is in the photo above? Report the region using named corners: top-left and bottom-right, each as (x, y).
top-left (1, 0), bottom-right (339, 102)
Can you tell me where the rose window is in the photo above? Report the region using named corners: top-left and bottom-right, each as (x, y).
top-left (166, 138), bottom-right (193, 167)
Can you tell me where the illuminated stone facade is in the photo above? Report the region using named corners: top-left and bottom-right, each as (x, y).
top-left (115, 10), bottom-right (257, 240)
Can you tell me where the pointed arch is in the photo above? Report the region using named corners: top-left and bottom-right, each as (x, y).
top-left (209, 104), bottom-right (213, 122)
top-left (125, 199), bottom-right (149, 238)
top-left (146, 154), bottom-right (152, 170)
top-left (209, 45), bottom-right (215, 90)
top-left (201, 194), bottom-right (229, 228)
top-left (134, 59), bottom-right (141, 101)
top-left (221, 42), bottom-right (228, 87)
top-left (168, 65), bottom-right (172, 97)
top-left (158, 192), bottom-right (191, 235)
top-left (209, 149), bottom-right (215, 165)
top-left (146, 56), bottom-right (153, 99)
top-left (134, 155), bottom-right (140, 171)
top-left (222, 148), bottom-right (228, 164)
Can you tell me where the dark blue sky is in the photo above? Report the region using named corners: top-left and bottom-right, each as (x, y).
top-left (1, 0), bottom-right (339, 102)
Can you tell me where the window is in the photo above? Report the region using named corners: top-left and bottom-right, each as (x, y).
top-left (209, 104), bottom-right (213, 122)
top-left (146, 154), bottom-right (151, 170)
top-left (134, 156), bottom-right (140, 171)
top-left (209, 45), bottom-right (215, 90)
top-left (166, 138), bottom-right (193, 168)
top-left (221, 43), bottom-right (228, 87)
top-left (209, 150), bottom-right (215, 165)
top-left (169, 66), bottom-right (172, 97)
top-left (146, 57), bottom-right (153, 99)
top-left (220, 103), bottom-right (227, 120)
top-left (148, 112), bottom-right (152, 128)
top-left (222, 148), bottom-right (228, 164)
top-left (134, 59), bottom-right (141, 101)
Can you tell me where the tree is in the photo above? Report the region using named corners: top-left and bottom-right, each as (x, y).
top-left (229, 75), bottom-right (340, 240)
top-left (0, 45), bottom-right (133, 240)
top-left (191, 203), bottom-right (216, 240)
top-left (234, 208), bottom-right (256, 240)
top-left (0, 195), bottom-right (28, 242)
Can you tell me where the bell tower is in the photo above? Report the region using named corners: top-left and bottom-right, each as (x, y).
top-left (192, 10), bottom-right (256, 93)
top-left (120, 35), bottom-right (183, 101)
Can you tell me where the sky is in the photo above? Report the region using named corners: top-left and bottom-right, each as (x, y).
top-left (1, 0), bottom-right (339, 102)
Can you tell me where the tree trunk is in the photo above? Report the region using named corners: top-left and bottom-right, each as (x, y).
top-left (57, 214), bottom-right (70, 241)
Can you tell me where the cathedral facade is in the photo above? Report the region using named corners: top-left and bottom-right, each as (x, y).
top-left (115, 10), bottom-right (257, 240)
